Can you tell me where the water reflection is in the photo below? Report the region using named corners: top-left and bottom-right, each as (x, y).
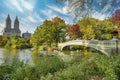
top-left (0, 48), bottom-right (7, 64)
top-left (0, 48), bottom-right (82, 65)
top-left (0, 48), bottom-right (33, 65)
top-left (18, 49), bottom-right (33, 65)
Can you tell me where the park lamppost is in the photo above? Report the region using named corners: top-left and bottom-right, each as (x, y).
top-left (112, 28), bottom-right (119, 54)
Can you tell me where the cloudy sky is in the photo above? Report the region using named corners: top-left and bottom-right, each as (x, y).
top-left (0, 0), bottom-right (73, 35)
top-left (0, 0), bottom-right (119, 35)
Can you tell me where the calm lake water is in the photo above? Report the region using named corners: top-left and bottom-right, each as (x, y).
top-left (0, 48), bottom-right (76, 65)
top-left (0, 48), bottom-right (34, 65)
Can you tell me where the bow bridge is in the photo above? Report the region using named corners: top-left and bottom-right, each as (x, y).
top-left (58, 39), bottom-right (120, 55)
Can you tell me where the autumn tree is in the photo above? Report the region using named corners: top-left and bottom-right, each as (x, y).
top-left (51, 17), bottom-right (67, 45)
top-left (112, 9), bottom-right (120, 38)
top-left (77, 18), bottom-right (114, 39)
top-left (69, 24), bottom-right (80, 39)
top-left (30, 20), bottom-right (53, 48)
top-left (30, 17), bottom-right (67, 48)
top-left (77, 18), bottom-right (97, 39)
top-left (112, 9), bottom-right (120, 26)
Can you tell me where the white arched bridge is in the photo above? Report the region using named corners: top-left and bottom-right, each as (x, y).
top-left (58, 39), bottom-right (120, 56)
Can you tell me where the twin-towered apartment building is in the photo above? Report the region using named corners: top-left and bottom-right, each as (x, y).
top-left (2, 14), bottom-right (31, 38)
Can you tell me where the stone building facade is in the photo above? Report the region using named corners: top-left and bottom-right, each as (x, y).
top-left (22, 31), bottom-right (31, 38)
top-left (3, 14), bottom-right (21, 37)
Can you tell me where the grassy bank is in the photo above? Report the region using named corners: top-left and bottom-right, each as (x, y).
top-left (0, 53), bottom-right (120, 80)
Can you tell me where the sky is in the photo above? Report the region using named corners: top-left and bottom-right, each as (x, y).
top-left (0, 0), bottom-right (119, 35)
top-left (0, 0), bottom-right (73, 35)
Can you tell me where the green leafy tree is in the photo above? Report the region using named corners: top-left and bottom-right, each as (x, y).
top-left (52, 17), bottom-right (66, 45)
top-left (5, 36), bottom-right (19, 49)
top-left (5, 36), bottom-right (32, 49)
top-left (96, 18), bottom-right (114, 39)
top-left (30, 17), bottom-right (67, 48)
top-left (77, 18), bottom-right (97, 39)
top-left (77, 18), bottom-right (114, 39)
top-left (0, 36), bottom-right (8, 47)
top-left (82, 25), bottom-right (95, 39)
top-left (30, 26), bottom-right (46, 49)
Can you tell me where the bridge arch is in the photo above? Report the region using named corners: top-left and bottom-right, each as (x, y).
top-left (61, 44), bottom-right (108, 56)
top-left (58, 40), bottom-right (115, 56)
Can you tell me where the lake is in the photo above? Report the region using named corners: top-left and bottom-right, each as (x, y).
top-left (0, 48), bottom-right (77, 65)
top-left (0, 48), bottom-right (34, 65)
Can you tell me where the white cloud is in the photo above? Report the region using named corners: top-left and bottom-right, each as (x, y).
top-left (62, 6), bottom-right (68, 14)
top-left (41, 8), bottom-right (74, 24)
top-left (21, 0), bottom-right (35, 11)
top-left (63, 16), bottom-right (74, 24)
top-left (26, 16), bottom-right (42, 23)
top-left (6, 0), bottom-right (36, 13)
top-left (101, 4), bottom-right (112, 13)
top-left (92, 12), bottom-right (107, 20)
top-left (19, 18), bottom-right (35, 34)
top-left (20, 18), bottom-right (38, 34)
top-left (0, 14), bottom-right (6, 35)
top-left (41, 9), bottom-right (57, 19)
top-left (44, 4), bottom-right (73, 23)
top-left (27, 16), bottom-right (38, 23)
top-left (11, 0), bottom-right (24, 13)
top-left (47, 5), bottom-right (68, 15)
top-left (23, 12), bottom-right (44, 23)
top-left (20, 12), bottom-right (44, 33)
top-left (0, 22), bottom-right (4, 35)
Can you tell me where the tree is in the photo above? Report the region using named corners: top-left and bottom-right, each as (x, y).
top-left (112, 9), bottom-right (120, 38)
top-left (30, 20), bottom-right (53, 48)
top-left (69, 24), bottom-right (80, 39)
top-left (98, 18), bottom-right (114, 40)
top-left (82, 25), bottom-right (95, 39)
top-left (112, 9), bottom-right (120, 26)
top-left (0, 36), bottom-right (8, 47)
top-left (5, 36), bottom-right (19, 49)
top-left (77, 18), bottom-right (114, 39)
top-left (77, 18), bottom-right (97, 39)
top-left (30, 17), bottom-right (67, 48)
top-left (51, 17), bottom-right (67, 45)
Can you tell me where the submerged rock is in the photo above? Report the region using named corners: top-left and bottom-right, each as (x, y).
top-left (38, 53), bottom-right (54, 57)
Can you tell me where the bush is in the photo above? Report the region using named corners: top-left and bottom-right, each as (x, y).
top-left (0, 52), bottom-right (119, 80)
top-left (0, 65), bottom-right (13, 80)
top-left (42, 54), bottom-right (120, 80)
top-left (0, 56), bottom-right (65, 80)
top-left (35, 56), bottom-right (65, 76)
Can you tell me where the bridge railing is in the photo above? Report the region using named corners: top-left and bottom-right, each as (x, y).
top-left (58, 40), bottom-right (120, 48)
top-left (99, 40), bottom-right (120, 47)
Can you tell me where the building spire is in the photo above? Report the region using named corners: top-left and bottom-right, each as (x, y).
top-left (8, 14), bottom-right (10, 17)
top-left (15, 16), bottom-right (19, 21)
top-left (6, 14), bottom-right (11, 21)
top-left (14, 15), bottom-right (20, 31)
top-left (5, 14), bottom-right (11, 29)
